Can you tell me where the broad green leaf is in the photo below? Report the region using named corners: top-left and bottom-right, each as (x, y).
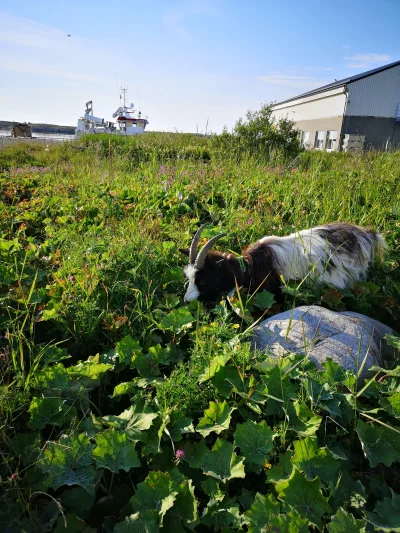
top-left (131, 471), bottom-right (178, 526)
top-left (380, 392), bottom-right (400, 418)
top-left (28, 397), bottom-right (68, 430)
top-left (330, 471), bottom-right (366, 511)
top-left (158, 292), bottom-right (180, 309)
top-left (168, 411), bottom-right (194, 441)
top-left (102, 401), bottom-right (158, 441)
top-left (196, 401), bottom-right (234, 437)
top-left (322, 359), bottom-right (347, 385)
top-left (327, 507), bottom-right (366, 533)
top-left (292, 437), bottom-right (343, 486)
top-left (356, 419), bottom-right (400, 467)
top-left (12, 432), bottom-right (42, 466)
top-left (211, 365), bottom-right (241, 397)
top-left (202, 501), bottom-right (243, 530)
top-left (112, 381), bottom-right (137, 397)
top-left (266, 450), bottom-right (294, 484)
top-left (159, 306), bottom-right (194, 334)
top-left (252, 290), bottom-right (275, 309)
top-left (114, 510), bottom-right (159, 532)
top-left (202, 438), bottom-right (245, 482)
top-left (268, 511), bottom-right (309, 533)
top-left (41, 307), bottom-right (59, 321)
top-left (198, 352), bottom-right (230, 383)
top-left (260, 366), bottom-right (298, 415)
top-left (285, 401), bottom-right (322, 437)
top-left (0, 237), bottom-right (21, 252)
top-left (369, 365), bottom-right (400, 377)
top-left (38, 433), bottom-right (97, 495)
top-left (130, 351), bottom-right (161, 377)
top-left (42, 345), bottom-right (71, 365)
top-left (141, 417), bottom-right (165, 455)
top-left (233, 420), bottom-right (275, 467)
top-left (147, 344), bottom-right (171, 365)
top-left (244, 493), bottom-right (280, 531)
top-left (181, 439), bottom-right (209, 470)
top-left (165, 477), bottom-right (198, 529)
top-left (53, 514), bottom-right (96, 533)
top-left (92, 430), bottom-right (140, 472)
top-left (68, 362), bottom-right (112, 387)
top-left (276, 468), bottom-right (330, 529)
top-left (115, 335), bottom-right (142, 366)
top-left (385, 334), bottom-right (400, 350)
top-left (237, 489), bottom-right (256, 511)
top-left (365, 490), bottom-right (400, 532)
top-left (201, 477), bottom-right (225, 501)
top-left (33, 363), bottom-right (70, 390)
top-left (59, 487), bottom-right (94, 516)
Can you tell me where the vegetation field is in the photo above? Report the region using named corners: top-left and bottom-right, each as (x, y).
top-left (1, 130), bottom-right (400, 532)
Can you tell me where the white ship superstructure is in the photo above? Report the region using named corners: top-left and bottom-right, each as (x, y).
top-left (75, 88), bottom-right (149, 138)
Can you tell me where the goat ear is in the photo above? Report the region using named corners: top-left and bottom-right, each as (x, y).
top-left (179, 248), bottom-right (190, 257)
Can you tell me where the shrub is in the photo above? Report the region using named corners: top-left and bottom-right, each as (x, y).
top-left (211, 102), bottom-right (301, 161)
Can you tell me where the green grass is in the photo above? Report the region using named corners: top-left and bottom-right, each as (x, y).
top-left (0, 134), bottom-right (400, 532)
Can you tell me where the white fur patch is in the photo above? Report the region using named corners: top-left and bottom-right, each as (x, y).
top-left (183, 265), bottom-right (200, 302)
top-left (258, 226), bottom-right (379, 289)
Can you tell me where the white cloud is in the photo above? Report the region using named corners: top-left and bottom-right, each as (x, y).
top-left (0, 13), bottom-right (82, 49)
top-left (303, 66), bottom-right (335, 72)
top-left (0, 56), bottom-right (101, 83)
top-left (344, 53), bottom-right (391, 68)
top-left (0, 12), bottom-right (115, 83)
top-left (163, 0), bottom-right (222, 38)
top-left (257, 74), bottom-right (330, 90)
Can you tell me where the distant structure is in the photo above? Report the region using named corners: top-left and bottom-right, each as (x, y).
top-left (11, 123), bottom-right (32, 138)
top-left (75, 88), bottom-right (149, 138)
top-left (271, 60), bottom-right (400, 152)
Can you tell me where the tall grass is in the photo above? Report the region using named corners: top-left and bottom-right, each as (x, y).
top-left (0, 135), bottom-right (399, 532)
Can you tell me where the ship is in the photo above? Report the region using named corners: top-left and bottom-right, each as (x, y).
top-left (75, 87), bottom-right (149, 138)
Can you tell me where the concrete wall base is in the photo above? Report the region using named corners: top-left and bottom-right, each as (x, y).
top-left (342, 116), bottom-right (400, 150)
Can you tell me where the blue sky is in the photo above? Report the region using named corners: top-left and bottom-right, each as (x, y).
top-left (0, 0), bottom-right (399, 132)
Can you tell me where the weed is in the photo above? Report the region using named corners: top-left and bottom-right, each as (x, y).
top-left (0, 134), bottom-right (399, 531)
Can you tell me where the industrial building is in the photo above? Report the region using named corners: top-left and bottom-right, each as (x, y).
top-left (271, 60), bottom-right (400, 151)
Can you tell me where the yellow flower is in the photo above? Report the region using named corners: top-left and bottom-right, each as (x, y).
top-left (233, 324), bottom-right (240, 329)
top-left (264, 460), bottom-right (272, 469)
top-left (210, 322), bottom-right (217, 327)
top-left (162, 284), bottom-right (167, 289)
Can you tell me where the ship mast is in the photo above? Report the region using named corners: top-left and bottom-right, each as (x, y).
top-left (120, 86), bottom-right (128, 108)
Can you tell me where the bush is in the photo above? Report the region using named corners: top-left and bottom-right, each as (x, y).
top-left (211, 102), bottom-right (301, 161)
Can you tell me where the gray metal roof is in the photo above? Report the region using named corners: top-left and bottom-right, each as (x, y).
top-left (273, 59), bottom-right (400, 106)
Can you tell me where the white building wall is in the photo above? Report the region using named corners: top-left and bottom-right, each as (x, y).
top-left (346, 65), bottom-right (400, 117)
top-left (271, 88), bottom-right (346, 122)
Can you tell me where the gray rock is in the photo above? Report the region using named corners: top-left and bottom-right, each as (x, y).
top-left (251, 305), bottom-right (396, 379)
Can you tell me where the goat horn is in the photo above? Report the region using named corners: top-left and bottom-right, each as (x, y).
top-left (194, 233), bottom-right (226, 270)
top-left (189, 224), bottom-right (208, 264)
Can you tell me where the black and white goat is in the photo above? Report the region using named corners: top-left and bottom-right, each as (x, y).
top-left (180, 223), bottom-right (386, 303)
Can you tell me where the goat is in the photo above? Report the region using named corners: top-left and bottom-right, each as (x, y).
top-left (180, 223), bottom-right (386, 303)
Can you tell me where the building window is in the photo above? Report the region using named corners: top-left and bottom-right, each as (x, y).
top-left (326, 130), bottom-right (338, 151)
top-left (314, 131), bottom-right (325, 149)
top-left (300, 131), bottom-right (309, 147)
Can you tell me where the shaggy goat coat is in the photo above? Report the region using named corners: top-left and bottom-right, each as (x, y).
top-left (182, 223), bottom-right (386, 303)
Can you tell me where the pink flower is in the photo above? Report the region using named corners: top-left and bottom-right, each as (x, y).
top-left (175, 449), bottom-right (185, 460)
top-left (69, 276), bottom-right (75, 282)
